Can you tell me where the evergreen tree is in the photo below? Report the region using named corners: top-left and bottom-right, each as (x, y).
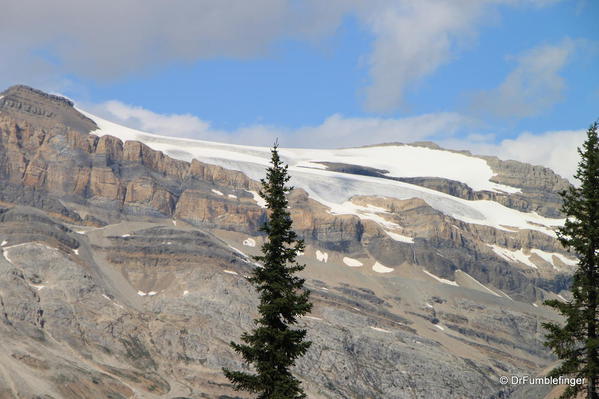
top-left (543, 121), bottom-right (599, 399)
top-left (223, 142), bottom-right (312, 399)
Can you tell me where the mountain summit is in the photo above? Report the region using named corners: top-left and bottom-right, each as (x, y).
top-left (0, 85), bottom-right (97, 133)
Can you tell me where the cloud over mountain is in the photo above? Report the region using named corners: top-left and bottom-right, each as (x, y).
top-left (2, 0), bottom-right (562, 113)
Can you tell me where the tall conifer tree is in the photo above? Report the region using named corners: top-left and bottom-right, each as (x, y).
top-left (544, 122), bottom-right (599, 399)
top-left (223, 142), bottom-right (312, 398)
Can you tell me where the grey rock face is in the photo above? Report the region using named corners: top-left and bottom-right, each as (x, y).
top-left (0, 208), bottom-right (556, 398)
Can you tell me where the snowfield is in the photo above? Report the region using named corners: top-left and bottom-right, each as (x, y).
top-left (80, 110), bottom-right (566, 241)
top-left (385, 231), bottom-right (414, 243)
top-left (488, 245), bottom-right (539, 269)
top-left (423, 270), bottom-right (459, 286)
top-left (530, 249), bottom-right (578, 268)
top-left (343, 257), bottom-right (363, 267)
top-left (372, 262), bottom-right (394, 273)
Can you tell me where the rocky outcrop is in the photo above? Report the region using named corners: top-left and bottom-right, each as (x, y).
top-left (0, 85), bottom-right (98, 133)
top-left (484, 156), bottom-right (571, 217)
top-left (0, 113), bottom-right (261, 226)
top-left (318, 157), bottom-right (569, 217)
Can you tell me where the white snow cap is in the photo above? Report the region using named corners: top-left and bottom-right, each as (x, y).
top-left (80, 109), bottom-right (566, 239)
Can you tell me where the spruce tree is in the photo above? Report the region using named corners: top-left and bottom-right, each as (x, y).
top-left (223, 142), bottom-right (312, 399)
top-left (543, 121), bottom-right (599, 399)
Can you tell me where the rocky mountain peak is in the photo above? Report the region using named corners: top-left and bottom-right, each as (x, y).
top-left (0, 85), bottom-right (575, 398)
top-left (0, 84), bottom-right (97, 133)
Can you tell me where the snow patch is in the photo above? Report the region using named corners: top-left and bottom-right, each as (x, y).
top-left (372, 261), bottom-right (394, 273)
top-left (147, 291), bottom-right (157, 296)
top-left (183, 290), bottom-right (189, 296)
top-left (121, 234), bottom-right (131, 238)
top-left (243, 238), bottom-right (256, 247)
top-left (30, 284), bottom-right (45, 291)
top-left (369, 326), bottom-right (391, 333)
top-left (488, 245), bottom-right (538, 269)
top-left (326, 201), bottom-right (399, 230)
top-left (2, 249), bottom-right (12, 264)
top-left (554, 254), bottom-right (578, 267)
top-left (223, 270), bottom-right (239, 275)
top-left (496, 289), bottom-right (513, 301)
top-left (0, 240), bottom-right (6, 246)
top-left (385, 231), bottom-right (414, 243)
top-left (172, 220), bottom-right (177, 226)
top-left (532, 303), bottom-right (538, 307)
top-left (229, 245), bottom-right (249, 258)
top-left (137, 291), bottom-right (147, 296)
top-left (423, 270), bottom-right (458, 286)
top-left (342, 257), bottom-right (363, 267)
top-left (247, 191), bottom-right (267, 208)
top-left (304, 315), bottom-right (322, 321)
top-left (435, 324), bottom-right (445, 331)
top-left (425, 303), bottom-right (434, 309)
top-left (211, 189), bottom-right (224, 196)
top-left (457, 271), bottom-right (501, 297)
top-left (530, 249), bottom-right (578, 269)
top-left (315, 250), bottom-right (328, 263)
top-left (73, 249), bottom-right (79, 255)
top-left (228, 194), bottom-right (237, 199)
top-left (557, 294), bottom-right (567, 302)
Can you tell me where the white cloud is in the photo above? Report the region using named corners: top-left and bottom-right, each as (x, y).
top-left (292, 112), bottom-right (471, 147)
top-left (357, 0), bottom-right (561, 112)
top-left (88, 100), bottom-right (471, 148)
top-left (1, 0), bottom-right (561, 112)
top-left (469, 39), bottom-right (578, 118)
top-left (441, 129), bottom-right (585, 181)
top-left (362, 0), bottom-right (486, 112)
top-left (90, 101), bottom-right (212, 139)
top-left (1, 0), bottom-right (291, 81)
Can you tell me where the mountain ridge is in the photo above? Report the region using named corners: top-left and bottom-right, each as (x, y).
top-left (0, 84), bottom-right (574, 398)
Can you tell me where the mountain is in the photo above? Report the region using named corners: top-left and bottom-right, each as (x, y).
top-left (0, 85), bottom-right (575, 398)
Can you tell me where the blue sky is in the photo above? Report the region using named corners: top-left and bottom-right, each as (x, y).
top-left (1, 0), bottom-right (598, 179)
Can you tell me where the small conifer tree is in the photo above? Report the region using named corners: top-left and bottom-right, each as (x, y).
top-left (543, 121), bottom-right (599, 399)
top-left (223, 142), bottom-right (312, 398)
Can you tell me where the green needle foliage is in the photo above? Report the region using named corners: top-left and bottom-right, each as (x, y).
top-left (543, 121), bottom-right (599, 399)
top-left (223, 142), bottom-right (313, 399)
